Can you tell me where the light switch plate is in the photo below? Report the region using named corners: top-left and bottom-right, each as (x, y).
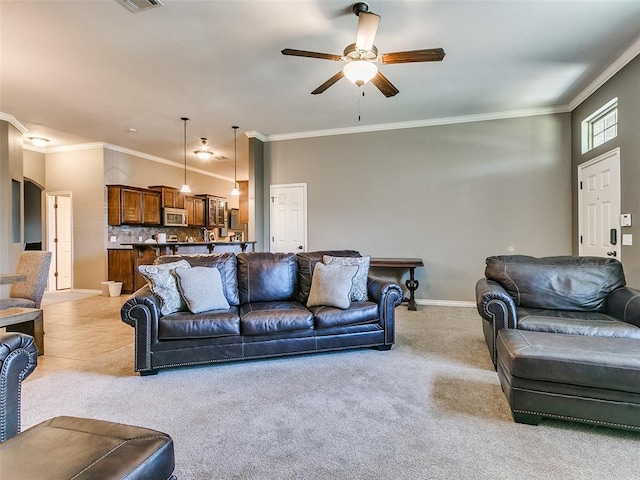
top-left (622, 234), bottom-right (633, 246)
top-left (621, 213), bottom-right (632, 227)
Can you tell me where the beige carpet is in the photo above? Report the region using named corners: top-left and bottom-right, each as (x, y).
top-left (20, 305), bottom-right (640, 479)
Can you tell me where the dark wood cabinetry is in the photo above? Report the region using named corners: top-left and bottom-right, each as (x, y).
top-left (198, 194), bottom-right (227, 228)
top-left (107, 185), bottom-right (161, 226)
top-left (149, 185), bottom-right (185, 209)
top-left (107, 248), bottom-right (156, 293)
top-left (185, 196), bottom-right (206, 226)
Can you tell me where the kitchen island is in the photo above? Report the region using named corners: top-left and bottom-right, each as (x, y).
top-left (108, 241), bottom-right (257, 293)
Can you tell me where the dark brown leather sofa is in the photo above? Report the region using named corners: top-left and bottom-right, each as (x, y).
top-left (121, 250), bottom-right (403, 375)
top-left (476, 255), bottom-right (640, 368)
top-left (0, 332), bottom-right (176, 479)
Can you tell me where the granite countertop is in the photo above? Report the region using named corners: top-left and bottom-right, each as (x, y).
top-left (109, 241), bottom-right (256, 249)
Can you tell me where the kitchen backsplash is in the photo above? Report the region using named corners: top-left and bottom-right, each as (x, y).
top-left (108, 225), bottom-right (214, 245)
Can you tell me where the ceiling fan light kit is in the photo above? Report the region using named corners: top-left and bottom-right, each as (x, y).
top-left (281, 2), bottom-right (445, 97)
top-left (194, 137), bottom-right (214, 161)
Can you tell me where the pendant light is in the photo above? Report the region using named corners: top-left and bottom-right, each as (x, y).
top-left (230, 125), bottom-right (240, 196)
top-left (194, 137), bottom-right (214, 161)
top-left (179, 117), bottom-right (191, 193)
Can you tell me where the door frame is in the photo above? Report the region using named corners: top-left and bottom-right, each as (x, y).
top-left (269, 183), bottom-right (308, 253)
top-left (46, 191), bottom-right (74, 290)
top-left (577, 147), bottom-right (621, 259)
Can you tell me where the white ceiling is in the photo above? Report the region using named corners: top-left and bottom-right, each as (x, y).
top-left (2, 0), bottom-right (640, 180)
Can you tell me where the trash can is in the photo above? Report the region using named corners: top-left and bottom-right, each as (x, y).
top-left (108, 281), bottom-right (123, 297)
top-left (101, 281), bottom-right (114, 297)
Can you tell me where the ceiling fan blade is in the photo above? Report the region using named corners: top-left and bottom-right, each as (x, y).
top-left (370, 71), bottom-right (399, 98)
top-left (311, 71), bottom-right (345, 95)
top-left (281, 49), bottom-right (342, 62)
top-left (381, 48), bottom-right (446, 64)
top-left (355, 12), bottom-right (380, 52)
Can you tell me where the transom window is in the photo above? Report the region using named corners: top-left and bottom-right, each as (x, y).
top-left (581, 98), bottom-right (618, 154)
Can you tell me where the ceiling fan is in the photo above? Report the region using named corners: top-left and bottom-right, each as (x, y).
top-left (281, 2), bottom-right (445, 97)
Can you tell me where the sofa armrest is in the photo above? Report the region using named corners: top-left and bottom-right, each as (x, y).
top-left (0, 333), bottom-right (38, 442)
top-left (476, 278), bottom-right (517, 329)
top-left (120, 285), bottom-right (162, 373)
top-left (604, 286), bottom-right (640, 328)
top-left (368, 276), bottom-right (403, 346)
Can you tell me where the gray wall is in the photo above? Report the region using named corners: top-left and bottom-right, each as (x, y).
top-left (264, 113), bottom-right (572, 302)
top-left (571, 54), bottom-right (640, 285)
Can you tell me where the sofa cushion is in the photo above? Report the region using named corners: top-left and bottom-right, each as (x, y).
top-left (516, 307), bottom-right (640, 339)
top-left (296, 250), bottom-right (361, 305)
top-left (156, 253), bottom-right (239, 306)
top-left (323, 255), bottom-right (370, 302)
top-left (237, 252), bottom-right (298, 304)
top-left (138, 260), bottom-right (191, 315)
top-left (485, 255), bottom-right (625, 311)
top-left (174, 266), bottom-right (230, 314)
top-left (307, 263), bottom-right (358, 309)
top-left (239, 301), bottom-right (313, 335)
top-left (158, 309), bottom-right (240, 339)
top-left (310, 301), bottom-right (379, 329)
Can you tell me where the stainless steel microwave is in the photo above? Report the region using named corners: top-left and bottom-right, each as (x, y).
top-left (163, 208), bottom-right (188, 227)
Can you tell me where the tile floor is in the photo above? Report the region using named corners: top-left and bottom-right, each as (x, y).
top-left (27, 291), bottom-right (132, 380)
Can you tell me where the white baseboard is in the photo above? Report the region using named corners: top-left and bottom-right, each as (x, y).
top-left (415, 299), bottom-right (476, 308)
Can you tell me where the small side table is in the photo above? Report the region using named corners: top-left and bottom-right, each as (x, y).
top-left (370, 258), bottom-right (424, 311)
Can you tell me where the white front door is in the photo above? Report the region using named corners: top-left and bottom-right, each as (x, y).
top-left (270, 183), bottom-right (307, 253)
top-left (578, 148), bottom-right (621, 259)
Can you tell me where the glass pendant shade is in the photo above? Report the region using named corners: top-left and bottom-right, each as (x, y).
top-left (343, 61), bottom-right (378, 86)
top-left (231, 184), bottom-right (240, 196)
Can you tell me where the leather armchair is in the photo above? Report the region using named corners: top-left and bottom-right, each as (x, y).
top-left (0, 332), bottom-right (176, 479)
top-left (476, 255), bottom-right (640, 367)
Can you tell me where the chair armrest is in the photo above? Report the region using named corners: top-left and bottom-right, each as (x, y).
top-left (476, 278), bottom-right (517, 329)
top-left (604, 286), bottom-right (640, 328)
top-left (368, 276), bottom-right (403, 346)
top-left (120, 285), bottom-right (162, 372)
top-left (0, 333), bottom-right (38, 442)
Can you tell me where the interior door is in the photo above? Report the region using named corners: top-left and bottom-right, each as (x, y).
top-left (578, 148), bottom-right (621, 259)
top-left (270, 183), bottom-right (307, 253)
top-left (47, 193), bottom-right (73, 290)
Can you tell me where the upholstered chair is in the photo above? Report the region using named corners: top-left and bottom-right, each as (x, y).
top-left (0, 251), bottom-right (52, 310)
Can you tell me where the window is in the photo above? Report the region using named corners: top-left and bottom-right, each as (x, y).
top-left (581, 98), bottom-right (618, 154)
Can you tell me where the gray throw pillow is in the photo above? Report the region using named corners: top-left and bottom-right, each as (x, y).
top-left (307, 263), bottom-right (358, 309)
top-left (138, 260), bottom-right (191, 315)
top-left (323, 255), bottom-right (370, 302)
top-left (174, 266), bottom-right (230, 314)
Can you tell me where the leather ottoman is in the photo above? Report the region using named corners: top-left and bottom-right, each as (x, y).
top-left (496, 329), bottom-right (640, 431)
top-left (0, 416), bottom-right (175, 479)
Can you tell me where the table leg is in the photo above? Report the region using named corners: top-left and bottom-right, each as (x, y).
top-left (405, 267), bottom-right (419, 311)
top-left (6, 310), bottom-right (44, 355)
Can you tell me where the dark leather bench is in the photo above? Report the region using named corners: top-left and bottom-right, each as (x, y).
top-left (497, 329), bottom-right (640, 431)
top-left (0, 332), bottom-right (176, 479)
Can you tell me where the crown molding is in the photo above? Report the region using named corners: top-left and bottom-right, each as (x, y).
top-left (244, 130), bottom-right (267, 142)
top-left (257, 105), bottom-right (570, 142)
top-left (45, 142), bottom-right (234, 182)
top-left (0, 112), bottom-right (28, 134)
top-left (569, 34), bottom-right (640, 111)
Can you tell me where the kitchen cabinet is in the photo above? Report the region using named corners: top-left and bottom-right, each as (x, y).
top-left (148, 185), bottom-right (185, 209)
top-left (185, 196), bottom-right (205, 226)
top-left (238, 180), bottom-right (249, 225)
top-left (198, 194), bottom-right (227, 228)
top-left (107, 185), bottom-right (161, 226)
top-left (107, 248), bottom-right (156, 293)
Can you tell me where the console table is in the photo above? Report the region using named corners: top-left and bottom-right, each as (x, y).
top-left (370, 258), bottom-right (424, 311)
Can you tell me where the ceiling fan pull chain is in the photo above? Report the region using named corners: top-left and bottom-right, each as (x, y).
top-left (358, 90), bottom-right (365, 122)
